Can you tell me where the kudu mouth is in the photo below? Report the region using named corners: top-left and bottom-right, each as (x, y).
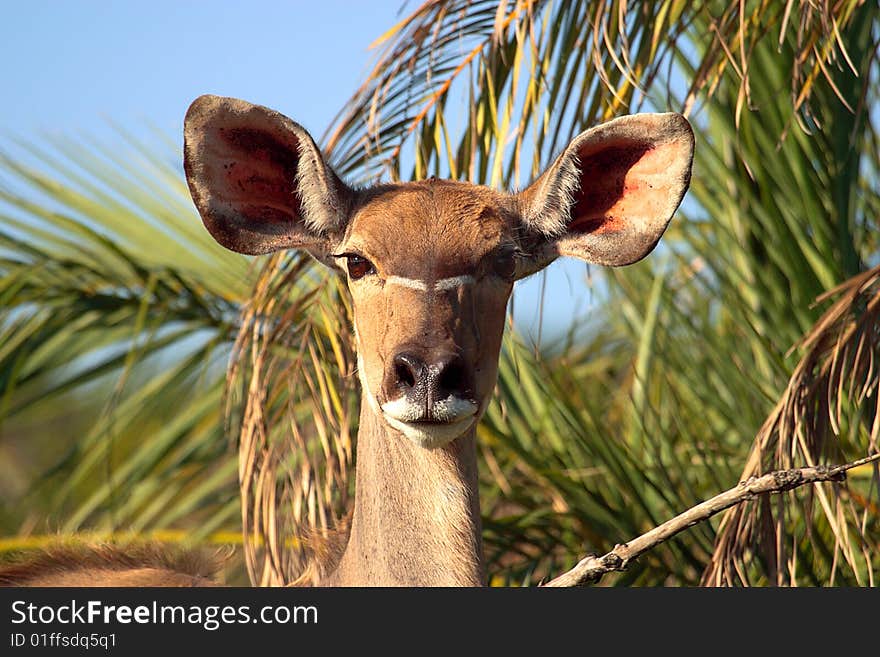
top-left (380, 393), bottom-right (479, 449)
top-left (381, 399), bottom-right (478, 449)
top-left (374, 348), bottom-right (479, 448)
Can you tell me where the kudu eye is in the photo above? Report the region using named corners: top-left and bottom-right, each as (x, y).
top-left (345, 254), bottom-right (376, 280)
top-left (492, 250), bottom-right (517, 280)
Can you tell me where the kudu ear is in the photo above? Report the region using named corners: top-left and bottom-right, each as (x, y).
top-left (183, 95), bottom-right (352, 259)
top-left (516, 113), bottom-right (694, 274)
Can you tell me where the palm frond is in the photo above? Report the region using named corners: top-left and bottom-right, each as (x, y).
top-left (326, 0), bottom-right (867, 186)
top-left (2, 0), bottom-right (877, 590)
top-left (0, 134), bottom-right (250, 556)
top-left (227, 253), bottom-right (357, 586)
top-left (704, 264), bottom-right (880, 586)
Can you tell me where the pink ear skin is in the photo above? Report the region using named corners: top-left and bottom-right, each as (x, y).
top-left (520, 113), bottom-right (694, 270)
top-left (568, 141), bottom-right (658, 235)
top-left (183, 95), bottom-right (351, 257)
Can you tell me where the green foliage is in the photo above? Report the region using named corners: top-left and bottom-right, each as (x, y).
top-left (1, 0), bottom-right (878, 586)
top-left (0, 131), bottom-right (249, 554)
top-left (325, 0), bottom-right (879, 585)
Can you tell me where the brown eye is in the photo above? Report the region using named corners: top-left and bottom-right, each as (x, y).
top-left (346, 255), bottom-right (375, 280)
top-left (493, 250), bottom-right (517, 280)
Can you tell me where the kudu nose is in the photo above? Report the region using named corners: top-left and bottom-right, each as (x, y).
top-left (392, 353), bottom-right (425, 391)
top-left (389, 351), bottom-right (471, 409)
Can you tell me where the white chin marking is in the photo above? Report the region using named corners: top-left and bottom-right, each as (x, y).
top-left (359, 353), bottom-right (477, 449)
top-left (381, 396), bottom-right (425, 422)
top-left (383, 414), bottom-right (476, 449)
top-left (431, 396), bottom-right (479, 422)
top-left (381, 396), bottom-right (478, 448)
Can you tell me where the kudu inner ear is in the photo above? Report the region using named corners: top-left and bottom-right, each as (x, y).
top-left (183, 94), bottom-right (351, 257)
top-left (517, 113), bottom-right (694, 272)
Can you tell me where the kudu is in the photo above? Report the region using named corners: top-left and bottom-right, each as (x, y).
top-left (1, 95), bottom-right (693, 586)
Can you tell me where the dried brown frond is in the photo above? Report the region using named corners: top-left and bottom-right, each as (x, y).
top-left (703, 264), bottom-right (880, 586)
top-left (226, 253), bottom-right (357, 586)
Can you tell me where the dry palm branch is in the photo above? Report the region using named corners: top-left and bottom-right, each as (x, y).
top-left (549, 263), bottom-right (880, 586)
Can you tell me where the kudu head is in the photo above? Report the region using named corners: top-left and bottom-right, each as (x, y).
top-left (184, 95), bottom-right (693, 450)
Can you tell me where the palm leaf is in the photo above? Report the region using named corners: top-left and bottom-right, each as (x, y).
top-left (0, 134), bottom-right (251, 561)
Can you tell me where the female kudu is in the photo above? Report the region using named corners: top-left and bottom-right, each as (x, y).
top-left (1, 95), bottom-right (693, 586)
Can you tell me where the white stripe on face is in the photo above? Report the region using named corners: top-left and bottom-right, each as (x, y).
top-left (386, 276), bottom-right (428, 291)
top-left (385, 275), bottom-right (475, 292)
top-left (434, 275), bottom-right (476, 291)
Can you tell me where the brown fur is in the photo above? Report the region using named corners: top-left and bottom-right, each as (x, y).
top-left (288, 512), bottom-right (353, 587)
top-left (342, 180), bottom-right (515, 417)
top-left (343, 181), bottom-right (517, 278)
top-left (321, 411), bottom-right (484, 586)
top-left (0, 543), bottom-right (223, 587)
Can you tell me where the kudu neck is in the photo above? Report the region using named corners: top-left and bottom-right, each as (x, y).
top-left (325, 399), bottom-right (485, 586)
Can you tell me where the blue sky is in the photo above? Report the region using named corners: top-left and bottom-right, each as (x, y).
top-left (1, 1), bottom-right (399, 139)
top-left (1, 0), bottom-right (594, 341)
